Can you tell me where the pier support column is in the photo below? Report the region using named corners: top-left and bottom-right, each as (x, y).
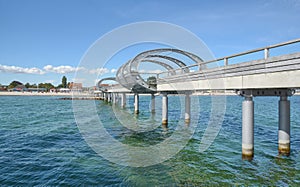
top-left (104, 93), bottom-right (107, 101)
top-left (151, 93), bottom-right (155, 113)
top-left (115, 93), bottom-right (118, 104)
top-left (121, 93), bottom-right (126, 108)
top-left (242, 96), bottom-right (254, 160)
top-left (185, 92), bottom-right (191, 123)
top-left (162, 93), bottom-right (168, 126)
top-left (112, 93), bottom-right (115, 104)
top-left (108, 93), bottom-right (111, 102)
top-left (134, 93), bottom-right (139, 114)
top-left (278, 96), bottom-right (290, 156)
top-left (113, 93), bottom-right (118, 104)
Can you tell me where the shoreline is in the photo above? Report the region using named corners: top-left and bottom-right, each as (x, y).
top-left (1, 91), bottom-right (299, 97)
top-left (0, 91), bottom-right (74, 96)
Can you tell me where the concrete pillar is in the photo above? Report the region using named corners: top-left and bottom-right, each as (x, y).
top-left (106, 93), bottom-right (109, 101)
top-left (134, 93), bottom-right (139, 114)
top-left (121, 93), bottom-right (126, 108)
top-left (115, 93), bottom-right (118, 104)
top-left (242, 96), bottom-right (254, 160)
top-left (185, 93), bottom-right (191, 123)
top-left (151, 93), bottom-right (155, 113)
top-left (104, 93), bottom-right (107, 101)
top-left (111, 93), bottom-right (115, 104)
top-left (107, 93), bottom-right (111, 102)
top-left (113, 93), bottom-right (117, 104)
top-left (162, 93), bottom-right (168, 125)
top-left (278, 96), bottom-right (290, 156)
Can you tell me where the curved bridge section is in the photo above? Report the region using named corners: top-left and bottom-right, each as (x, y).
top-left (97, 77), bottom-right (117, 91)
top-left (116, 48), bottom-right (204, 93)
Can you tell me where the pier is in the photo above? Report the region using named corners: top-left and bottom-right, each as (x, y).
top-left (96, 39), bottom-right (300, 160)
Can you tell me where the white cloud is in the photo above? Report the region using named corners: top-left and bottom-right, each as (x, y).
top-left (44, 80), bottom-right (56, 84)
top-left (0, 64), bottom-right (45, 74)
top-left (72, 78), bottom-right (86, 83)
top-left (111, 68), bottom-right (117, 73)
top-left (0, 64), bottom-right (116, 78)
top-left (88, 68), bottom-right (109, 75)
top-left (43, 65), bottom-right (85, 74)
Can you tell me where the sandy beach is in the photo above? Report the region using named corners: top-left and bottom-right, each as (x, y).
top-left (0, 91), bottom-right (75, 96)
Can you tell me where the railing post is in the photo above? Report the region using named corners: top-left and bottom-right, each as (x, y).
top-left (224, 58), bottom-right (228, 66)
top-left (264, 48), bottom-right (269, 59)
top-left (198, 63), bottom-right (202, 71)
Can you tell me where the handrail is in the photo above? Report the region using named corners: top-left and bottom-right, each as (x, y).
top-left (157, 38), bottom-right (300, 77)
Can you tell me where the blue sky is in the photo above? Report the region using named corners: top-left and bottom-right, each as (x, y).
top-left (1, 0), bottom-right (300, 86)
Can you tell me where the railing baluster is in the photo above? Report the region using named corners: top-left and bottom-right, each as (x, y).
top-left (224, 58), bottom-right (228, 66)
top-left (264, 48), bottom-right (269, 59)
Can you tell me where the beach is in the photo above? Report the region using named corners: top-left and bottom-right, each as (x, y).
top-left (0, 91), bottom-right (74, 96)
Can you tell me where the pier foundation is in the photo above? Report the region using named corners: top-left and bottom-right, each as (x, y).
top-left (112, 93), bottom-right (116, 104)
top-left (121, 93), bottom-right (126, 108)
top-left (242, 96), bottom-right (254, 160)
top-left (104, 93), bottom-right (108, 101)
top-left (108, 93), bottom-right (111, 103)
top-left (162, 93), bottom-right (168, 125)
top-left (134, 93), bottom-right (139, 114)
top-left (278, 96), bottom-right (290, 156)
top-left (151, 93), bottom-right (155, 113)
top-left (185, 93), bottom-right (191, 123)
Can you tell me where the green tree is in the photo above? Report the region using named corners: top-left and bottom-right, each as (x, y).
top-left (25, 83), bottom-right (31, 88)
top-left (8, 80), bottom-right (23, 89)
top-left (56, 84), bottom-right (63, 89)
top-left (62, 76), bottom-right (67, 88)
top-left (38, 83), bottom-right (55, 91)
top-left (147, 76), bottom-right (157, 84)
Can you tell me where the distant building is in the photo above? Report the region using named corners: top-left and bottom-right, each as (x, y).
top-left (0, 85), bottom-right (8, 91)
top-left (27, 88), bottom-right (47, 92)
top-left (100, 84), bottom-right (109, 87)
top-left (59, 88), bottom-right (71, 93)
top-left (49, 88), bottom-right (57, 93)
top-left (69, 82), bottom-right (83, 92)
top-left (11, 85), bottom-right (27, 92)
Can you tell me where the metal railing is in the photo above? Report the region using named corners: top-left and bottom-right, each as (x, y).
top-left (157, 38), bottom-right (300, 78)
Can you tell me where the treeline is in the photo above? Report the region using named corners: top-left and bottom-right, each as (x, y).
top-left (6, 76), bottom-right (69, 91)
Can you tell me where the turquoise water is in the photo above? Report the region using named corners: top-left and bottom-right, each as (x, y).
top-left (0, 95), bottom-right (299, 185)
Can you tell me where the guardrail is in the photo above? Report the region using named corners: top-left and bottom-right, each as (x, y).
top-left (157, 38), bottom-right (300, 78)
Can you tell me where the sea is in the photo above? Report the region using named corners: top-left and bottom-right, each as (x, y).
top-left (0, 95), bottom-right (299, 186)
